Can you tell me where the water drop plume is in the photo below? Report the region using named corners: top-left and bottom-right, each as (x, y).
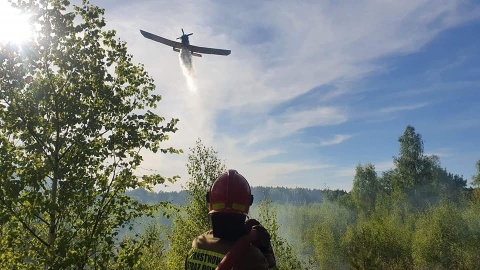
top-left (179, 49), bottom-right (197, 93)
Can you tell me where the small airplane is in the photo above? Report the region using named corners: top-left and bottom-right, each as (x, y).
top-left (140, 28), bottom-right (231, 57)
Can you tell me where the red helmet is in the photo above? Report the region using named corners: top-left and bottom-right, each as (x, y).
top-left (207, 169), bottom-right (254, 215)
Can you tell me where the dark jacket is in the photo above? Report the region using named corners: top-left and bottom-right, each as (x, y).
top-left (185, 230), bottom-right (269, 270)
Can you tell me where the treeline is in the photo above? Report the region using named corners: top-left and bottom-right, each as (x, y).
top-left (127, 185), bottom-right (330, 206)
top-left (277, 125), bottom-right (480, 269)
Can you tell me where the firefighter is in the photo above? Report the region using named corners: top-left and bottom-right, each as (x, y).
top-left (185, 169), bottom-right (278, 270)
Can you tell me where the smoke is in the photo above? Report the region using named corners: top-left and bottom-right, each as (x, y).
top-left (179, 49), bottom-right (197, 93)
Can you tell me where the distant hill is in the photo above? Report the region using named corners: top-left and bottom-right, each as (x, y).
top-left (127, 186), bottom-right (347, 206)
top-left (127, 188), bottom-right (188, 205)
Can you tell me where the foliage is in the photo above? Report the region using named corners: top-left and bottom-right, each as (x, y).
top-left (390, 126), bottom-right (438, 209)
top-left (124, 125), bottom-right (477, 269)
top-left (433, 166), bottom-right (468, 204)
top-left (322, 189), bottom-right (348, 202)
top-left (351, 163), bottom-right (379, 215)
top-left (127, 186), bottom-right (327, 206)
top-left (0, 0), bottom-right (179, 268)
top-left (253, 186), bottom-right (324, 205)
top-left (116, 222), bottom-right (168, 270)
top-left (472, 160), bottom-right (480, 187)
top-left (342, 213), bottom-right (414, 270)
top-left (0, 219), bottom-right (30, 269)
top-left (378, 126), bottom-right (467, 212)
top-left (165, 138), bottom-right (226, 270)
top-left (461, 201), bottom-right (480, 268)
top-left (255, 200), bottom-right (311, 270)
top-left (271, 204), bottom-right (318, 262)
top-left (412, 204), bottom-right (470, 269)
top-left (127, 188), bottom-right (188, 206)
top-left (308, 202), bottom-right (354, 270)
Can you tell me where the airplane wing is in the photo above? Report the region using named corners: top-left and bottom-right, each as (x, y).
top-left (140, 30), bottom-right (182, 49)
top-left (188, 44), bottom-right (231, 56)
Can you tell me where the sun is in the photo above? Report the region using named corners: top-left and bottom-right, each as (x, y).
top-left (0, 2), bottom-right (33, 45)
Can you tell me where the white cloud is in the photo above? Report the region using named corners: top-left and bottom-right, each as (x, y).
top-left (318, 134), bottom-right (352, 147)
top-left (374, 161), bottom-right (395, 172)
top-left (330, 160), bottom-right (394, 184)
top-left (100, 0), bottom-right (478, 191)
top-left (232, 161), bottom-right (330, 188)
top-left (380, 102), bottom-right (430, 113)
top-left (334, 167), bottom-right (356, 178)
top-left (246, 107), bottom-right (348, 145)
top-left (214, 138), bottom-right (331, 187)
top-left (424, 151), bottom-right (453, 158)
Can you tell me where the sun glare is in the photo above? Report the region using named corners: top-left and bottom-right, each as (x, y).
top-left (0, 2), bottom-right (32, 44)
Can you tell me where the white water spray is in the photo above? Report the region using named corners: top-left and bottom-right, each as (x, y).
top-left (179, 49), bottom-right (197, 93)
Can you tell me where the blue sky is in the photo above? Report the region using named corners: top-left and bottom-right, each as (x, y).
top-left (98, 0), bottom-right (480, 191)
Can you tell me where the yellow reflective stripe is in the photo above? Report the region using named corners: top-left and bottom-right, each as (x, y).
top-left (211, 203), bottom-right (225, 210)
top-left (186, 248), bottom-right (224, 268)
top-left (231, 203), bottom-right (246, 212)
top-left (212, 202), bottom-right (246, 212)
top-left (189, 248), bottom-right (224, 259)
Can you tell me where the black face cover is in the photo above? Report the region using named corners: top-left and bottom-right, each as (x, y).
top-left (211, 213), bottom-right (247, 242)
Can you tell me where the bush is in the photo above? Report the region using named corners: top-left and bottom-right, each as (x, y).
top-left (342, 213), bottom-right (413, 270)
top-left (412, 204), bottom-right (469, 269)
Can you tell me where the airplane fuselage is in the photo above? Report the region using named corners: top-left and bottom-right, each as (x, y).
top-left (180, 35), bottom-right (190, 45)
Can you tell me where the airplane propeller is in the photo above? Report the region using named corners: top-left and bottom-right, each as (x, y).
top-left (177, 28), bottom-right (193, 39)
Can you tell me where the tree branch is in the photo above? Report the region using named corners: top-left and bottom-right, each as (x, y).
top-left (0, 196), bottom-right (49, 247)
